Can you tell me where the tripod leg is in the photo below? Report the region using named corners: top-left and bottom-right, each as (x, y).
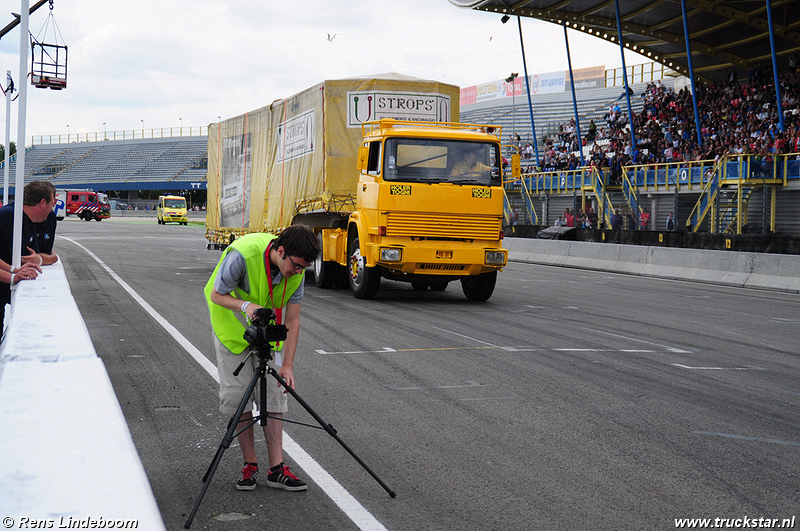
top-left (267, 367), bottom-right (396, 498)
top-left (185, 365), bottom-right (263, 528)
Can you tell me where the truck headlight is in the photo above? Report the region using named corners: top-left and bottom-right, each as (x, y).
top-left (485, 251), bottom-right (506, 265)
top-left (380, 248), bottom-right (401, 261)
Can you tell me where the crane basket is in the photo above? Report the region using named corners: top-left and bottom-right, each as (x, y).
top-left (30, 1), bottom-right (67, 90)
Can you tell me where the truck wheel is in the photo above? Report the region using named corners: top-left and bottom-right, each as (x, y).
top-left (460, 271), bottom-right (497, 301)
top-left (348, 237), bottom-right (380, 299)
top-left (95, 216), bottom-right (102, 221)
top-left (314, 232), bottom-right (337, 288)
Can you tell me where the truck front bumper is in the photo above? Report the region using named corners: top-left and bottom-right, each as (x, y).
top-left (365, 239), bottom-right (506, 276)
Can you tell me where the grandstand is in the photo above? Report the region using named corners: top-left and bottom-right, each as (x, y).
top-left (0, 135), bottom-right (208, 194)
top-left (462, 69), bottom-right (800, 238)
top-left (461, 79), bottom-right (669, 146)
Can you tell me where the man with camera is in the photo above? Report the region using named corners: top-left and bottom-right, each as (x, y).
top-left (204, 224), bottom-right (320, 492)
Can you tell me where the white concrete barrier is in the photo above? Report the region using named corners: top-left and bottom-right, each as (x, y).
top-left (0, 262), bottom-right (166, 530)
top-left (505, 237), bottom-right (800, 293)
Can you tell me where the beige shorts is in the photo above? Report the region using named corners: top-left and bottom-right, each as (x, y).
top-left (214, 334), bottom-right (288, 415)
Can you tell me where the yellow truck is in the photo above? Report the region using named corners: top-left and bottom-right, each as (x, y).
top-left (157, 195), bottom-right (188, 225)
top-left (205, 74), bottom-right (517, 300)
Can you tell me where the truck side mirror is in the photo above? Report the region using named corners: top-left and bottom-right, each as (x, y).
top-left (511, 154), bottom-right (521, 179)
top-left (357, 145), bottom-right (369, 171)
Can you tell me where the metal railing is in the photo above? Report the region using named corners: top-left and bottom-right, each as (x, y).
top-left (605, 62), bottom-right (676, 87)
top-left (32, 126), bottom-right (209, 145)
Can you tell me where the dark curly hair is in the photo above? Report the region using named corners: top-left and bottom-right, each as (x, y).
top-left (274, 224), bottom-right (320, 263)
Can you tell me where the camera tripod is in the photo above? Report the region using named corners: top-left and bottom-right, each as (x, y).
top-left (185, 345), bottom-right (396, 529)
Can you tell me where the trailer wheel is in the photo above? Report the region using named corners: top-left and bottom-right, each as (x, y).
top-left (314, 232), bottom-right (337, 288)
top-left (460, 271), bottom-right (497, 301)
top-left (348, 237), bottom-right (380, 299)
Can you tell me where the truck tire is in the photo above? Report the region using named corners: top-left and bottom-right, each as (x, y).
top-left (348, 237), bottom-right (380, 299)
top-left (460, 271), bottom-right (497, 301)
top-left (314, 232), bottom-right (337, 288)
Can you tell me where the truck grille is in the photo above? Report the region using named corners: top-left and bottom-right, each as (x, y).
top-left (418, 263), bottom-right (468, 271)
top-left (386, 213), bottom-right (500, 240)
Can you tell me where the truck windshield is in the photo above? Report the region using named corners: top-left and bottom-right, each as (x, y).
top-left (383, 139), bottom-right (501, 186)
top-left (165, 199), bottom-right (185, 208)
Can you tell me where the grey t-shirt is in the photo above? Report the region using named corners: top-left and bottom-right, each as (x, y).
top-left (213, 248), bottom-right (304, 306)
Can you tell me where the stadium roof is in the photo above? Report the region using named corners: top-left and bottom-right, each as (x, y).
top-left (448, 0), bottom-right (800, 84)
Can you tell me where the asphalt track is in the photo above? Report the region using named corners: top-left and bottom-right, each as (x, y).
top-left (56, 217), bottom-right (800, 530)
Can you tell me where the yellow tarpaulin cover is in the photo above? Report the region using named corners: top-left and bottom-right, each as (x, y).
top-left (206, 73), bottom-right (460, 234)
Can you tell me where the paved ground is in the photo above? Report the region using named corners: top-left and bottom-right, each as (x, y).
top-left (56, 217), bottom-right (800, 530)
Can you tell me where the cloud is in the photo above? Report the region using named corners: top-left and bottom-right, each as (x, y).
top-left (0, 0), bottom-right (646, 144)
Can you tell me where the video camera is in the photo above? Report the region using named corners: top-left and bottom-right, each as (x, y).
top-left (243, 307), bottom-right (288, 350)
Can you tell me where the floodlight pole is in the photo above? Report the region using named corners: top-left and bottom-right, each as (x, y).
top-left (613, 0), bottom-right (637, 152)
top-left (765, 0), bottom-right (785, 133)
top-left (12, 0), bottom-right (29, 275)
top-left (516, 16), bottom-right (539, 167)
top-left (563, 24), bottom-right (585, 167)
top-left (680, 0), bottom-right (704, 148)
top-left (4, 71), bottom-right (12, 206)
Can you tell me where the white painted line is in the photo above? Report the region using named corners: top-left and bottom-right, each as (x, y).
top-left (316, 347), bottom-right (396, 355)
top-left (672, 364), bottom-right (767, 371)
top-left (62, 237), bottom-right (218, 379)
top-left (430, 326), bottom-right (499, 347)
top-left (553, 348), bottom-right (655, 353)
top-left (693, 431), bottom-right (800, 447)
top-left (386, 381), bottom-right (487, 390)
top-left (421, 396), bottom-right (516, 403)
top-left (62, 237), bottom-right (390, 531)
top-left (583, 327), bottom-right (692, 354)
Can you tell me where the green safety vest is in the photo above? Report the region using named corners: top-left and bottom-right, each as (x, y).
top-left (204, 233), bottom-right (303, 354)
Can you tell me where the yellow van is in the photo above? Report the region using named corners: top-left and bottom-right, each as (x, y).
top-left (157, 195), bottom-right (188, 225)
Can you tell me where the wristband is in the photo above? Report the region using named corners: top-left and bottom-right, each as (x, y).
top-left (241, 301), bottom-right (250, 314)
top-left (38, 255), bottom-right (43, 266)
top-left (10, 273), bottom-right (15, 285)
top-left (9, 265), bottom-right (15, 274)
top-left (54, 254), bottom-right (60, 264)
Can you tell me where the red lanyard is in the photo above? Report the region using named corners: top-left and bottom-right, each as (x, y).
top-left (264, 244), bottom-right (287, 324)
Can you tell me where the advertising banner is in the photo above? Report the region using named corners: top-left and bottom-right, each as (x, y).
top-left (529, 71), bottom-right (565, 95)
top-left (566, 65), bottom-right (606, 91)
top-left (346, 90), bottom-right (451, 126)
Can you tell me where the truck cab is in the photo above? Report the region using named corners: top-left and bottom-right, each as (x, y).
top-left (158, 195), bottom-right (188, 225)
top-left (314, 120), bottom-right (518, 301)
top-left (65, 190), bottom-right (110, 221)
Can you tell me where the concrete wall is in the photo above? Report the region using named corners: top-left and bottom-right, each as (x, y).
top-left (0, 263), bottom-right (166, 529)
top-left (505, 237), bottom-right (800, 293)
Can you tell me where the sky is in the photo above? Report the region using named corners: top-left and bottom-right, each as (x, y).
top-left (0, 0), bottom-right (647, 145)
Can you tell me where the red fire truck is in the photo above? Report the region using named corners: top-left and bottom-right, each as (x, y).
top-left (61, 190), bottom-right (110, 221)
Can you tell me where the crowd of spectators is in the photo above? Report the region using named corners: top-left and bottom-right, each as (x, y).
top-left (532, 55), bottom-right (800, 177)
